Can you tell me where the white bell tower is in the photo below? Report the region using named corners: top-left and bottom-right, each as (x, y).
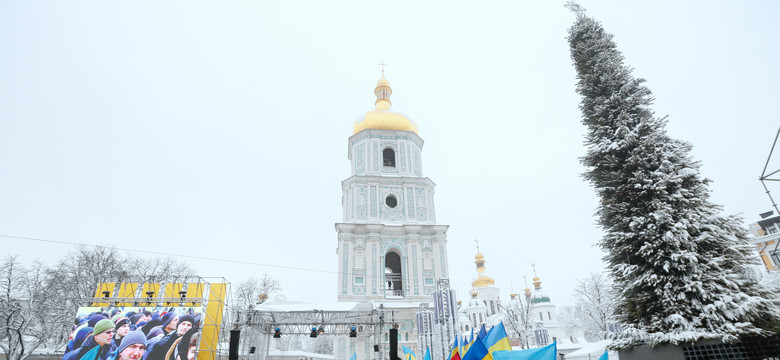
top-left (335, 72), bottom-right (450, 303)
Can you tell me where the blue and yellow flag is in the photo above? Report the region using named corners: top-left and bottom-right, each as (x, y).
top-left (401, 346), bottom-right (417, 360)
top-left (423, 348), bottom-right (431, 360)
top-left (598, 350), bottom-right (608, 360)
top-left (461, 335), bottom-right (492, 360)
top-left (350, 352), bottom-right (357, 360)
top-left (477, 324), bottom-right (487, 341)
top-left (483, 322), bottom-right (512, 353)
top-left (491, 342), bottom-right (556, 360)
top-left (463, 327), bottom-right (475, 355)
top-left (449, 336), bottom-right (461, 360)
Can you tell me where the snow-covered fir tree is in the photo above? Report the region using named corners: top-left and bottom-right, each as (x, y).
top-left (567, 13), bottom-right (780, 348)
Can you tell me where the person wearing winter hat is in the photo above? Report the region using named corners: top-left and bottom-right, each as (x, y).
top-left (88, 314), bottom-right (108, 328)
top-left (128, 314), bottom-right (142, 329)
top-left (142, 313), bottom-right (175, 360)
top-left (166, 327), bottom-right (199, 360)
top-left (161, 313), bottom-right (179, 335)
top-left (174, 315), bottom-right (194, 336)
top-left (145, 315), bottom-right (195, 360)
top-left (111, 318), bottom-right (131, 353)
top-left (64, 319), bottom-right (116, 360)
top-left (114, 330), bottom-right (147, 360)
top-left (109, 309), bottom-right (121, 319)
top-left (64, 327), bottom-right (93, 358)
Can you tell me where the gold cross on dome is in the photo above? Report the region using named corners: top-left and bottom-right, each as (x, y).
top-left (379, 61), bottom-right (388, 74)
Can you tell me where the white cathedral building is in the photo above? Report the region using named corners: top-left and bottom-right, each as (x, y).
top-left (456, 246), bottom-right (586, 350)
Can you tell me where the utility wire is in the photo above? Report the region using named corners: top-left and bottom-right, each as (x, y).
top-left (0, 234), bottom-right (339, 275)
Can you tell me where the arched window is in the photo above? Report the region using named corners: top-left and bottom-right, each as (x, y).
top-left (385, 252), bottom-right (403, 297)
top-left (490, 300), bottom-right (495, 315)
top-left (383, 148), bottom-right (396, 167)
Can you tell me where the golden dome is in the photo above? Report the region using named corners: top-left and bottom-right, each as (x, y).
top-left (475, 252), bottom-right (484, 260)
top-left (471, 274), bottom-right (495, 288)
top-left (353, 73), bottom-right (418, 134)
top-left (533, 276), bottom-right (542, 290)
top-left (376, 76), bottom-right (390, 88)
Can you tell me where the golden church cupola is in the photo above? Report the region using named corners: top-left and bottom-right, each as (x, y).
top-left (353, 71), bottom-right (419, 134)
top-left (471, 241), bottom-right (495, 288)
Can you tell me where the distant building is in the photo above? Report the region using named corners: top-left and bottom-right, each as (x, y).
top-left (456, 247), bottom-right (586, 350)
top-left (749, 212), bottom-right (780, 272)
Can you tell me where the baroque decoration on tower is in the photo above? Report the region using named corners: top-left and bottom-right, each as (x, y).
top-left (568, 12), bottom-right (780, 348)
top-left (333, 72), bottom-right (451, 360)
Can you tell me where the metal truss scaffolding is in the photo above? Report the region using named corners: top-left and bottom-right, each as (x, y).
top-left (233, 306), bottom-right (385, 360)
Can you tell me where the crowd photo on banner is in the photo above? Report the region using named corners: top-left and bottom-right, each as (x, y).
top-left (63, 307), bottom-right (203, 360)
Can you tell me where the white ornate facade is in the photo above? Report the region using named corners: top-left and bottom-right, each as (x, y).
top-left (333, 73), bottom-right (450, 360)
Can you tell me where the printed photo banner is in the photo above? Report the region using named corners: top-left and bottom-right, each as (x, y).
top-left (64, 306), bottom-right (204, 360)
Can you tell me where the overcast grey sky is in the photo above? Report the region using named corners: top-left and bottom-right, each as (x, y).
top-left (1, 1), bottom-right (778, 306)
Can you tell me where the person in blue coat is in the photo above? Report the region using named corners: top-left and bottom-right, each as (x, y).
top-left (64, 319), bottom-right (116, 360)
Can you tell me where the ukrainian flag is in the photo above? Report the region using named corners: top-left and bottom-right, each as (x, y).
top-left (483, 322), bottom-right (512, 353)
top-left (491, 342), bottom-right (556, 360)
top-left (449, 337), bottom-right (461, 360)
top-left (461, 335), bottom-right (492, 360)
top-left (401, 346), bottom-right (417, 360)
top-left (477, 325), bottom-right (487, 341)
top-left (350, 353), bottom-right (357, 360)
top-left (463, 327), bottom-right (475, 355)
top-left (423, 347), bottom-right (431, 360)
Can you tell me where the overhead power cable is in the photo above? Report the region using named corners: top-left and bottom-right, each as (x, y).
top-left (0, 234), bottom-right (338, 275)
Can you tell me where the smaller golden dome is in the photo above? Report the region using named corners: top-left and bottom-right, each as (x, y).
top-left (471, 274), bottom-right (495, 288)
top-left (376, 75), bottom-right (390, 88)
top-left (475, 253), bottom-right (484, 260)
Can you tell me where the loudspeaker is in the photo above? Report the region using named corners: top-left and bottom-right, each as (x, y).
top-left (389, 328), bottom-right (399, 360)
top-left (229, 330), bottom-right (240, 360)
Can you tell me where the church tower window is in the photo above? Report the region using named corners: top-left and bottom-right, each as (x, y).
top-left (383, 148), bottom-right (396, 167)
top-left (385, 194), bottom-right (398, 208)
top-left (384, 251), bottom-right (403, 297)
